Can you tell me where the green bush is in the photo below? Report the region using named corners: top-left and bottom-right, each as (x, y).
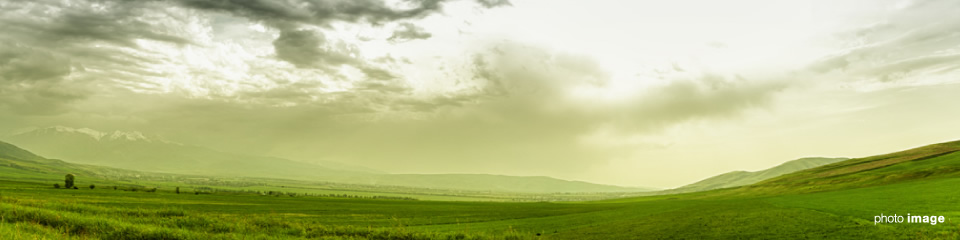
top-left (64, 174), bottom-right (75, 188)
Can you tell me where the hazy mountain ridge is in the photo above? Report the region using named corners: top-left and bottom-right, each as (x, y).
top-left (671, 157), bottom-right (848, 193)
top-left (4, 127), bottom-right (650, 193)
top-left (7, 126), bottom-right (375, 181)
top-left (341, 174), bottom-right (655, 193)
top-left (14, 126), bottom-right (178, 144)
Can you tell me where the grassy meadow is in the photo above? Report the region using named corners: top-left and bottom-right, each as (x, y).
top-left (3, 140), bottom-right (960, 239)
top-left (2, 174), bottom-right (960, 239)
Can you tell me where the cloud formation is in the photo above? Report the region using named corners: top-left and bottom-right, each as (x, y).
top-left (0, 0), bottom-right (510, 113)
top-left (469, 42), bottom-right (786, 135)
top-left (389, 23), bottom-right (433, 42)
top-left (273, 28), bottom-right (357, 68)
top-left (1, 0), bottom-right (958, 188)
top-left (0, 43), bottom-right (71, 83)
top-left (808, 0), bottom-right (960, 85)
top-left (177, 0), bottom-right (447, 26)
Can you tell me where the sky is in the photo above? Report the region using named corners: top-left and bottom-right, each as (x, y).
top-left (1, 0), bottom-right (960, 188)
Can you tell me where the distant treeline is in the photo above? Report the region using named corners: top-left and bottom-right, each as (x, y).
top-left (85, 172), bottom-right (642, 202)
top-left (186, 186), bottom-right (419, 200)
top-left (263, 191), bottom-right (418, 201)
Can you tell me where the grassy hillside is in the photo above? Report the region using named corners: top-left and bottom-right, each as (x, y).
top-left (0, 141), bottom-right (148, 184)
top-left (3, 170), bottom-right (959, 239)
top-left (2, 139), bottom-right (960, 239)
top-left (736, 139), bottom-right (960, 195)
top-left (0, 141), bottom-right (44, 162)
top-left (673, 157), bottom-right (847, 193)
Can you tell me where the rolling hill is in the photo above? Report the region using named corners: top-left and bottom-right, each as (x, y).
top-left (0, 139), bottom-right (156, 184)
top-left (2, 130), bottom-right (648, 193)
top-left (737, 139), bottom-right (960, 195)
top-left (0, 140), bottom-right (44, 161)
top-left (341, 174), bottom-right (653, 193)
top-left (6, 126), bottom-right (379, 181)
top-left (5, 138), bottom-right (960, 239)
top-left (672, 157), bottom-right (847, 193)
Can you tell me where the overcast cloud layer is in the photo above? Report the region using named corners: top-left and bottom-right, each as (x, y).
top-left (1, 0), bottom-right (959, 188)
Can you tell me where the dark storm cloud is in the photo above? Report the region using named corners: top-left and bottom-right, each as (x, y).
top-left (171, 0), bottom-right (510, 82)
top-left (0, 42), bottom-right (81, 115)
top-left (0, 82), bottom-right (86, 115)
top-left (171, 0), bottom-right (449, 70)
top-left (41, 7), bottom-right (190, 47)
top-left (475, 0), bottom-right (512, 8)
top-left (175, 0), bottom-right (509, 26)
top-left (0, 0), bottom-right (195, 115)
top-left (177, 0), bottom-right (446, 27)
top-left (0, 0), bottom-right (511, 115)
top-left (388, 23), bottom-right (433, 42)
top-left (358, 66), bottom-right (397, 80)
top-left (273, 28), bottom-right (357, 68)
top-left (270, 27), bottom-right (406, 89)
top-left (0, 0), bottom-right (189, 48)
top-left (0, 43), bottom-right (71, 82)
top-left (174, 0), bottom-right (504, 88)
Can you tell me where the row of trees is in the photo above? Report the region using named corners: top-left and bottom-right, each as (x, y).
top-left (51, 174), bottom-right (416, 201)
top-left (261, 191), bottom-right (417, 200)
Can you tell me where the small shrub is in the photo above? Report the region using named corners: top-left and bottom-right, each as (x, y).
top-left (53, 183), bottom-right (60, 189)
top-left (175, 187), bottom-right (180, 194)
top-left (72, 186), bottom-right (78, 190)
top-left (89, 184), bottom-right (95, 189)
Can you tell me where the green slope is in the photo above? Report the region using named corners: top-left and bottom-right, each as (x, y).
top-left (673, 157), bottom-right (847, 193)
top-left (0, 140), bottom-right (44, 162)
top-left (736, 139), bottom-right (960, 195)
top-left (0, 139), bottom-right (178, 186)
top-left (3, 139), bottom-right (960, 239)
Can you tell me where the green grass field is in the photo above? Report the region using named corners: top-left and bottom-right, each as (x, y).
top-left (3, 176), bottom-right (959, 239)
top-left (3, 140), bottom-right (960, 239)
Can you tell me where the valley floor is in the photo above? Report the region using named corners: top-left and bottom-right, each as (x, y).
top-left (2, 175), bottom-right (959, 239)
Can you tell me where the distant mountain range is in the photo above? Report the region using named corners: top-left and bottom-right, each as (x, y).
top-left (0, 139), bottom-right (151, 184)
top-left (7, 126), bottom-right (378, 181)
top-left (670, 157), bottom-right (848, 193)
top-left (3, 126), bottom-right (649, 193)
top-left (339, 174), bottom-right (654, 193)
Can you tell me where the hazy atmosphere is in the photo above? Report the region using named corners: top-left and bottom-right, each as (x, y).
top-left (3, 0), bottom-right (960, 189)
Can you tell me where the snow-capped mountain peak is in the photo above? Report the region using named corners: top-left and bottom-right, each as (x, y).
top-left (13, 126), bottom-right (178, 144)
top-left (21, 126), bottom-right (108, 141)
top-left (107, 130), bottom-right (150, 142)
